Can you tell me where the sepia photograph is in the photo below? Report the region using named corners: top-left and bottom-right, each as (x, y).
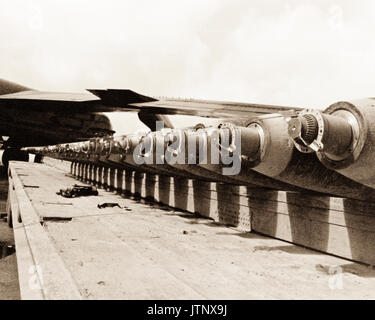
top-left (1, 0), bottom-right (375, 309)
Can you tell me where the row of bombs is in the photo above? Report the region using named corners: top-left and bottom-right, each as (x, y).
top-left (24, 98), bottom-right (375, 202)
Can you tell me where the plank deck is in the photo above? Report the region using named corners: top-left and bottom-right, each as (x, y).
top-left (8, 161), bottom-right (375, 299)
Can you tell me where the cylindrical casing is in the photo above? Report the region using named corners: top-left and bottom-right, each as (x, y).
top-left (320, 113), bottom-right (353, 158)
top-left (193, 122), bottom-right (307, 191)
top-left (250, 114), bottom-right (295, 177)
top-left (145, 128), bottom-right (257, 187)
top-left (248, 110), bottom-right (375, 201)
top-left (106, 133), bottom-right (194, 178)
top-left (288, 109), bottom-right (356, 159)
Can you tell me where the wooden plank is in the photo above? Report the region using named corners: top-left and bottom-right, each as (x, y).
top-left (42, 157), bottom-right (72, 172)
top-left (42, 157), bottom-right (375, 265)
top-left (8, 174), bottom-right (44, 300)
top-left (12, 212), bottom-right (44, 299)
top-left (42, 159), bottom-right (252, 230)
top-left (248, 189), bottom-right (375, 215)
top-left (9, 162), bottom-right (82, 299)
top-left (249, 201), bottom-right (375, 232)
top-left (9, 161), bottom-right (375, 298)
top-left (251, 208), bottom-right (375, 265)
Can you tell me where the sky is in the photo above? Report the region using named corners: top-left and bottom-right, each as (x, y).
top-left (1, 0), bottom-right (375, 111)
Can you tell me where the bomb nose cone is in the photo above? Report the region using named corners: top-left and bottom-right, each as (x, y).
top-left (289, 109), bottom-right (356, 157)
top-left (287, 114), bottom-right (319, 144)
top-left (287, 117), bottom-right (303, 140)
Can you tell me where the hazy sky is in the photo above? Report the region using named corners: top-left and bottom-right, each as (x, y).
top-left (1, 0), bottom-right (375, 109)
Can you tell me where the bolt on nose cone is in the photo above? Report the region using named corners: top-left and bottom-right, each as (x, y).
top-left (287, 117), bottom-right (303, 140)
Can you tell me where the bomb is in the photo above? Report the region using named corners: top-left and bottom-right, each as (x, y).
top-left (195, 112), bottom-right (375, 201)
top-left (287, 99), bottom-right (375, 190)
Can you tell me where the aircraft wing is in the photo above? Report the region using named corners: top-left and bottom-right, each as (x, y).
top-left (0, 88), bottom-right (157, 113)
top-left (0, 78), bottom-right (302, 149)
top-left (0, 90), bottom-right (99, 102)
top-left (127, 98), bottom-right (302, 118)
top-left (87, 89), bottom-right (302, 119)
top-left (0, 81), bottom-right (301, 118)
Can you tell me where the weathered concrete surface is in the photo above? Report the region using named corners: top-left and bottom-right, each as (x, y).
top-left (10, 162), bottom-right (375, 299)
